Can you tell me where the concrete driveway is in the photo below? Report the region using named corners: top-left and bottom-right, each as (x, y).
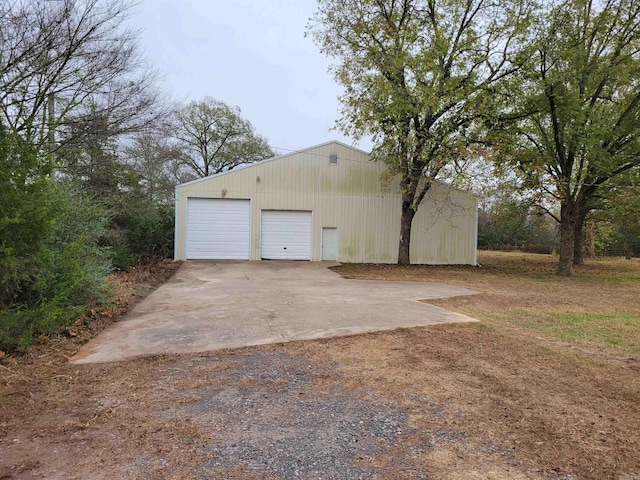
top-left (72, 261), bottom-right (478, 364)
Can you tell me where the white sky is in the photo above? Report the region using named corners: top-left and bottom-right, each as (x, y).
top-left (134, 0), bottom-right (373, 153)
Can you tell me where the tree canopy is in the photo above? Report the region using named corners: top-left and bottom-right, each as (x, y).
top-left (309, 0), bottom-right (532, 264)
top-left (495, 0), bottom-right (640, 275)
top-left (173, 97), bottom-right (274, 179)
top-left (0, 0), bottom-right (162, 152)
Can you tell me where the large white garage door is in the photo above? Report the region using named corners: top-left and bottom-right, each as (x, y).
top-left (261, 211), bottom-right (312, 260)
top-left (186, 198), bottom-right (251, 259)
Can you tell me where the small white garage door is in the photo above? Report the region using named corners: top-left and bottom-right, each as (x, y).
top-left (261, 211), bottom-right (312, 260)
top-left (186, 198), bottom-right (250, 259)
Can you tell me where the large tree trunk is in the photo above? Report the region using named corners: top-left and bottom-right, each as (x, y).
top-left (397, 173), bottom-right (419, 265)
top-left (398, 204), bottom-right (416, 265)
top-left (558, 201), bottom-right (577, 276)
top-left (573, 210), bottom-right (586, 265)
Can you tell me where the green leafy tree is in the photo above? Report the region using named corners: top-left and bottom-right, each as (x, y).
top-left (62, 126), bottom-right (175, 270)
top-left (60, 111), bottom-right (136, 196)
top-left (309, 0), bottom-right (532, 264)
top-left (173, 97), bottom-right (273, 178)
top-left (496, 0), bottom-right (640, 275)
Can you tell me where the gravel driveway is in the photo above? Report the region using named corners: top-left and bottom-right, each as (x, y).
top-left (183, 350), bottom-right (426, 480)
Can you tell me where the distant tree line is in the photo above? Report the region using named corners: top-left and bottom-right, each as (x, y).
top-left (466, 164), bottom-right (639, 258)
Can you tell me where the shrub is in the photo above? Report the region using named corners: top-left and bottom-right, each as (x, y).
top-left (0, 184), bottom-right (111, 351)
top-left (0, 127), bottom-right (111, 351)
top-left (0, 303), bottom-right (86, 351)
top-left (109, 198), bottom-right (174, 270)
top-left (122, 203), bottom-right (174, 264)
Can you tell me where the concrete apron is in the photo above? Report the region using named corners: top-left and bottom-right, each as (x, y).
top-left (72, 261), bottom-right (479, 364)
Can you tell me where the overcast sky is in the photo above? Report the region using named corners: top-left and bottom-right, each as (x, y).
top-left (134, 0), bottom-right (373, 154)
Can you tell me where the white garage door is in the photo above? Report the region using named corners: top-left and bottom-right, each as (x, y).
top-left (261, 211), bottom-right (312, 260)
top-left (186, 198), bottom-right (251, 259)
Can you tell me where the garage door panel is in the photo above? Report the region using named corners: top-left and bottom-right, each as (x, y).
top-left (261, 211), bottom-right (311, 260)
top-left (186, 198), bottom-right (250, 259)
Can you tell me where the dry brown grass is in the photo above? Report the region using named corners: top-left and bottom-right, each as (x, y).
top-left (1, 253), bottom-right (639, 479)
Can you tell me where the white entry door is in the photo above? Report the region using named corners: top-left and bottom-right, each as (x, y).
top-left (321, 227), bottom-right (338, 261)
top-left (261, 211), bottom-right (312, 260)
top-left (186, 198), bottom-right (251, 259)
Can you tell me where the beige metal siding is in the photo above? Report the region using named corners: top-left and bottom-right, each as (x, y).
top-left (410, 184), bottom-right (478, 264)
top-left (175, 142), bottom-right (477, 264)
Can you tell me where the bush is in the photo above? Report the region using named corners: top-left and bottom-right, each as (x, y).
top-left (109, 198), bottom-right (174, 270)
top-left (0, 183), bottom-right (111, 351)
top-left (0, 127), bottom-right (111, 351)
top-left (122, 204), bottom-right (174, 264)
top-left (0, 303), bottom-right (86, 351)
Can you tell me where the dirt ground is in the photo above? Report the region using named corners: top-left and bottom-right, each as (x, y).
top-left (1, 254), bottom-right (639, 479)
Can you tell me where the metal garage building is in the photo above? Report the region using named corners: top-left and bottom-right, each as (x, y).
top-left (174, 141), bottom-right (478, 264)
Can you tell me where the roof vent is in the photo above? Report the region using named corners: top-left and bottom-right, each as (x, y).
top-left (329, 154), bottom-right (338, 165)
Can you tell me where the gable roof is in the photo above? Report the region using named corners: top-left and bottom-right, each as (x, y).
top-left (175, 140), bottom-right (370, 190)
top-left (174, 140), bottom-right (477, 200)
